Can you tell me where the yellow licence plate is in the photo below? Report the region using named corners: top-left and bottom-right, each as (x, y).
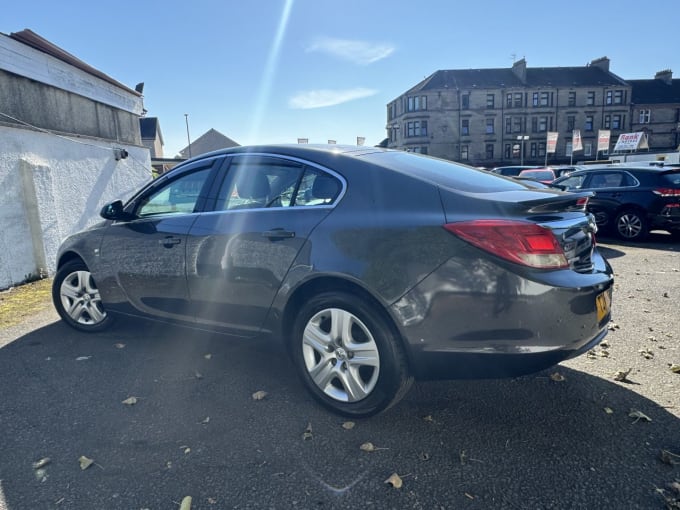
top-left (596, 289), bottom-right (612, 323)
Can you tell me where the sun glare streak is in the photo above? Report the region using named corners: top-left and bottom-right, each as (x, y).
top-left (248, 0), bottom-right (294, 144)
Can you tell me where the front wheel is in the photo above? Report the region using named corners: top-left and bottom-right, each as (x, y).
top-left (290, 292), bottom-right (412, 417)
top-left (52, 259), bottom-right (113, 332)
top-left (614, 209), bottom-right (648, 241)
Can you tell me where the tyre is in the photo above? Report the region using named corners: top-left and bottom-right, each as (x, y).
top-left (614, 209), bottom-right (648, 241)
top-left (290, 291), bottom-right (413, 417)
top-left (52, 259), bottom-right (113, 332)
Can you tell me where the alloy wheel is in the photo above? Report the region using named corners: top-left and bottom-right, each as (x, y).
top-left (59, 270), bottom-right (107, 326)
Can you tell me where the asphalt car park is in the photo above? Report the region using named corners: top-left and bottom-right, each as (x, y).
top-left (0, 233), bottom-right (679, 509)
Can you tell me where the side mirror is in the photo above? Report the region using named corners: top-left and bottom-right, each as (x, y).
top-left (100, 200), bottom-right (133, 221)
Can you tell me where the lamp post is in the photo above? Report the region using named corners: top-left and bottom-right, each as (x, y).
top-left (184, 113), bottom-right (192, 158)
top-left (517, 135), bottom-right (529, 165)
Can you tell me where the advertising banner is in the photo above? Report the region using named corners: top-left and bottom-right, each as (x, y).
top-left (597, 130), bottom-right (611, 152)
top-left (546, 132), bottom-right (559, 154)
top-left (613, 132), bottom-right (649, 152)
top-left (572, 130), bottom-right (583, 152)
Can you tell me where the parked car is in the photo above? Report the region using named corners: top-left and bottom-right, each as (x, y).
top-left (53, 145), bottom-right (613, 417)
top-left (490, 165), bottom-right (540, 177)
top-left (517, 167), bottom-right (557, 184)
top-left (552, 164), bottom-right (680, 241)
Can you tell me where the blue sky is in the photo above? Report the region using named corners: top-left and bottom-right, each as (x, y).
top-left (4, 0), bottom-right (678, 157)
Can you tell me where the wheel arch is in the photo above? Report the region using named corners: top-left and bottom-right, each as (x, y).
top-left (56, 250), bottom-right (86, 271)
top-left (281, 276), bottom-right (414, 370)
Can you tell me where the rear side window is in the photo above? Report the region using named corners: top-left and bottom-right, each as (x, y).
top-left (660, 171), bottom-right (680, 186)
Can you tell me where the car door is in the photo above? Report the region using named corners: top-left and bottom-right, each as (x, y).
top-left (185, 154), bottom-right (343, 336)
top-left (581, 171), bottom-right (632, 227)
top-left (98, 157), bottom-right (223, 321)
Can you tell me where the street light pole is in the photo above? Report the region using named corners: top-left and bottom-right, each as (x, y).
top-left (517, 135), bottom-right (529, 165)
top-left (184, 113), bottom-right (192, 159)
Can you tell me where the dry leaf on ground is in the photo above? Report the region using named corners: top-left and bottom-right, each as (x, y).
top-left (613, 368), bottom-right (632, 382)
top-left (604, 407), bottom-right (614, 414)
top-left (670, 364), bottom-right (680, 374)
top-left (384, 473), bottom-right (403, 489)
top-left (114, 343), bottom-right (125, 349)
top-left (252, 390), bottom-right (267, 400)
top-left (550, 372), bottom-right (565, 382)
top-left (78, 456), bottom-right (94, 470)
top-left (121, 396), bottom-right (138, 405)
top-left (628, 409), bottom-right (652, 423)
top-left (302, 422), bottom-right (313, 440)
top-left (179, 496), bottom-right (192, 510)
top-left (32, 457), bottom-right (51, 469)
top-left (342, 421), bottom-right (355, 430)
top-left (360, 442), bottom-right (388, 452)
top-left (204, 354), bottom-right (212, 360)
top-left (75, 356), bottom-right (91, 361)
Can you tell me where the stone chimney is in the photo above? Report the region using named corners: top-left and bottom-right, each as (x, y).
top-left (512, 58), bottom-right (527, 83)
top-left (655, 69), bottom-right (673, 85)
top-left (590, 57), bottom-right (610, 72)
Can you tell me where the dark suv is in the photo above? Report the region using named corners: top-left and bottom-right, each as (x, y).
top-left (552, 164), bottom-right (680, 241)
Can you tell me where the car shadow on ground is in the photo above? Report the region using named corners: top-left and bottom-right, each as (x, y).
top-left (0, 319), bottom-right (678, 509)
top-left (597, 230), bottom-right (679, 254)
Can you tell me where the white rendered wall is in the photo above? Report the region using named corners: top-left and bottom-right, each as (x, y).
top-left (0, 126), bottom-right (151, 288)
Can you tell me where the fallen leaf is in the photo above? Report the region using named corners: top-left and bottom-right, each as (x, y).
top-left (628, 409), bottom-right (652, 423)
top-left (121, 396), bottom-right (138, 405)
top-left (384, 473), bottom-right (403, 489)
top-left (586, 350), bottom-right (597, 359)
top-left (604, 407), bottom-right (614, 414)
top-left (75, 356), bottom-right (91, 361)
top-left (550, 372), bottom-right (565, 382)
top-left (638, 348), bottom-right (654, 359)
top-left (302, 422), bottom-right (313, 440)
top-left (32, 457), bottom-right (51, 469)
top-left (660, 449), bottom-right (680, 466)
top-left (204, 354), bottom-right (212, 360)
top-left (613, 368), bottom-right (632, 382)
top-left (207, 498), bottom-right (217, 505)
top-left (201, 417), bottom-right (210, 425)
top-left (342, 421), bottom-right (355, 430)
top-left (360, 442), bottom-right (389, 452)
top-left (78, 456), bottom-right (94, 470)
top-left (670, 364), bottom-right (680, 374)
top-left (184, 448), bottom-right (191, 455)
top-left (600, 340), bottom-right (610, 348)
top-left (114, 343), bottom-right (125, 349)
top-left (599, 350), bottom-right (610, 358)
top-left (422, 415), bottom-right (434, 422)
top-left (179, 496), bottom-right (192, 510)
top-left (252, 390), bottom-right (268, 401)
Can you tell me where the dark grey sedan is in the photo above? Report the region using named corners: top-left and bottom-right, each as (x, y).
top-left (53, 145), bottom-right (613, 416)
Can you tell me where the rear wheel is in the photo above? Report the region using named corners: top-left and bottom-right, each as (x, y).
top-left (52, 259), bottom-right (113, 332)
top-left (290, 291), bottom-right (412, 417)
top-left (614, 209), bottom-right (648, 241)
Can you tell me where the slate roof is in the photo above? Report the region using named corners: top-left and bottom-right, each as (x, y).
top-left (180, 128), bottom-right (239, 158)
top-left (409, 65), bottom-right (627, 92)
top-left (139, 117), bottom-right (162, 143)
top-left (629, 79), bottom-right (680, 104)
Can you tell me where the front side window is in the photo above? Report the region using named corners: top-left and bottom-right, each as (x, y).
top-left (137, 168), bottom-right (212, 217)
top-left (557, 174), bottom-right (586, 190)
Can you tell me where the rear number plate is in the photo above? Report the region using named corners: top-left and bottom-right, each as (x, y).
top-left (596, 289), bottom-right (612, 323)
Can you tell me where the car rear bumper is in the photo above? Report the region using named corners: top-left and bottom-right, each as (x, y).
top-left (390, 251), bottom-right (613, 380)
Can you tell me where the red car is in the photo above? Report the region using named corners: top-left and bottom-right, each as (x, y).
top-left (517, 167), bottom-right (557, 184)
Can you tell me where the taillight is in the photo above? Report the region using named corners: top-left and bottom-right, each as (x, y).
top-left (444, 220), bottom-right (569, 269)
top-left (653, 188), bottom-right (680, 197)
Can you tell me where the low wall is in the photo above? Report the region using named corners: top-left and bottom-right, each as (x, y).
top-left (0, 125), bottom-right (151, 289)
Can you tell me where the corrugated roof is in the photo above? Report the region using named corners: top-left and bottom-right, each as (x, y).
top-left (8, 29), bottom-right (139, 96)
top-left (629, 79), bottom-right (680, 104)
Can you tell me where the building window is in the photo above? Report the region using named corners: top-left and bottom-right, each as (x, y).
top-left (407, 95), bottom-right (427, 112)
top-left (506, 93), bottom-right (513, 107)
top-left (540, 92), bottom-right (550, 107)
top-left (612, 115), bottom-right (621, 130)
top-left (639, 109), bottom-right (651, 123)
top-left (532, 92), bottom-right (539, 107)
top-left (614, 90), bottom-right (623, 105)
top-left (606, 90), bottom-right (613, 105)
top-left (587, 91), bottom-right (595, 106)
top-left (531, 117), bottom-right (537, 133)
top-left (486, 94), bottom-right (495, 108)
top-left (504, 143), bottom-right (512, 158)
top-left (568, 91), bottom-right (576, 107)
top-left (513, 117), bottom-right (522, 133)
top-left (567, 115), bottom-right (575, 131)
top-left (538, 142), bottom-right (546, 157)
top-left (486, 118), bottom-right (495, 134)
top-left (584, 142), bottom-right (592, 157)
top-left (604, 115), bottom-right (611, 129)
top-left (485, 143), bottom-right (494, 159)
top-left (538, 117), bottom-right (548, 132)
top-left (412, 146), bottom-right (428, 154)
top-left (461, 119), bottom-right (470, 135)
top-left (530, 142), bottom-right (537, 158)
top-left (461, 94), bottom-right (469, 109)
top-left (585, 115), bottom-right (594, 131)
top-left (461, 145), bottom-right (469, 160)
top-left (505, 117), bottom-right (512, 134)
top-left (407, 120), bottom-right (427, 137)
top-left (514, 93), bottom-right (523, 107)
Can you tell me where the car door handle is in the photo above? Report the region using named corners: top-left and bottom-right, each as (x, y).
top-left (262, 229), bottom-right (295, 239)
top-left (159, 236), bottom-right (182, 247)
